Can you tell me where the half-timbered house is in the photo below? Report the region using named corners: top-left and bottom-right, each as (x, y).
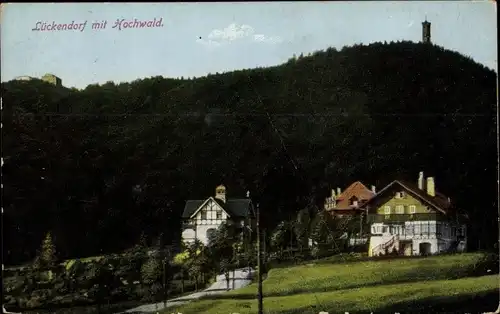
top-left (181, 185), bottom-right (255, 245)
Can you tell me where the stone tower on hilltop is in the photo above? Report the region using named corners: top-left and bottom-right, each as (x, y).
top-left (422, 19), bottom-right (431, 44)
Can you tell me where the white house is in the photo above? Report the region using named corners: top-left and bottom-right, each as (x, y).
top-left (361, 172), bottom-right (467, 256)
top-left (181, 185), bottom-right (254, 245)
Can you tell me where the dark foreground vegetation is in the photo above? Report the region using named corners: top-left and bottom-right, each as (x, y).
top-left (3, 236), bottom-right (207, 313)
top-left (4, 221), bottom-right (256, 313)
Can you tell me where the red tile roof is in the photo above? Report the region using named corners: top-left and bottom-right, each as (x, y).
top-left (331, 181), bottom-right (376, 211)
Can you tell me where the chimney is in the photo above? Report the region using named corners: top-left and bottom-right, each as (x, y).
top-left (336, 187), bottom-right (341, 196)
top-left (426, 177), bottom-right (435, 197)
top-left (215, 185), bottom-right (226, 203)
top-left (418, 172), bottom-right (424, 190)
top-left (331, 189), bottom-right (336, 198)
top-left (371, 185), bottom-right (376, 193)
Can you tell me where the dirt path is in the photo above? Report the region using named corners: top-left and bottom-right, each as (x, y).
top-left (120, 268), bottom-right (254, 313)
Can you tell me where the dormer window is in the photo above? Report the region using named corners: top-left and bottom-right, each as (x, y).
top-left (216, 210), bottom-right (222, 219)
top-left (201, 209), bottom-right (207, 220)
top-left (349, 196), bottom-right (359, 206)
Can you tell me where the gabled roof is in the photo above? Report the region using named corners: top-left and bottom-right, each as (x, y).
top-left (182, 200), bottom-right (205, 218)
top-left (188, 197), bottom-right (228, 219)
top-left (333, 181), bottom-right (375, 211)
top-left (182, 197), bottom-right (252, 218)
top-left (361, 180), bottom-right (452, 214)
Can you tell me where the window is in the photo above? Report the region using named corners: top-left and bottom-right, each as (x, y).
top-left (409, 205), bottom-right (416, 214)
top-left (430, 223), bottom-right (436, 234)
top-left (384, 206), bottom-right (391, 214)
top-left (391, 225), bottom-right (403, 235)
top-left (216, 210), bottom-right (222, 219)
top-left (414, 224), bottom-right (421, 235)
top-left (396, 205), bottom-right (404, 214)
top-left (405, 224), bottom-right (414, 235)
top-left (422, 223), bottom-right (429, 234)
top-left (350, 197), bottom-right (359, 206)
top-left (200, 209), bottom-right (207, 220)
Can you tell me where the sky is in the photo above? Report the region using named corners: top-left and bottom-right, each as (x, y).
top-left (1, 2), bottom-right (497, 89)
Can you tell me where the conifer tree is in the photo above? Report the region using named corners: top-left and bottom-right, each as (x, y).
top-left (35, 231), bottom-right (57, 268)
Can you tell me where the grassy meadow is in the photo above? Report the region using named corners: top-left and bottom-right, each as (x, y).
top-left (165, 253), bottom-right (499, 314)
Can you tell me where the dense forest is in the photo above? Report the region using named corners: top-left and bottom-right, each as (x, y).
top-left (2, 41), bottom-right (497, 266)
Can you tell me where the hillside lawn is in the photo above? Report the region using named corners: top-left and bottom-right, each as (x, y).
top-left (164, 253), bottom-right (499, 314)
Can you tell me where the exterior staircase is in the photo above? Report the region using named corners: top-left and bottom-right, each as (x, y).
top-left (372, 235), bottom-right (400, 256)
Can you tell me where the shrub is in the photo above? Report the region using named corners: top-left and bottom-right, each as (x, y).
top-left (140, 255), bottom-right (164, 301)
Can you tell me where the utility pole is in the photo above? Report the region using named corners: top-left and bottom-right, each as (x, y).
top-left (263, 229), bottom-right (266, 263)
top-left (162, 246), bottom-right (171, 309)
top-left (256, 203), bottom-right (263, 314)
top-left (162, 257), bottom-right (167, 309)
top-left (232, 244), bottom-right (236, 290)
top-left (247, 226), bottom-right (252, 273)
top-left (359, 212), bottom-right (364, 246)
top-left (246, 191), bottom-right (253, 273)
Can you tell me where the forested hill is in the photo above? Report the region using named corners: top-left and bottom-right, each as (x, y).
top-left (2, 40), bottom-right (497, 265)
